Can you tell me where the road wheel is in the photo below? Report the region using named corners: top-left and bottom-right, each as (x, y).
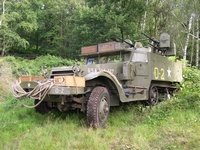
top-left (148, 85), bottom-right (159, 106)
top-left (34, 100), bottom-right (53, 114)
top-left (87, 87), bottom-right (110, 128)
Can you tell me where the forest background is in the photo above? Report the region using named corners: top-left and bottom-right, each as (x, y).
top-left (0, 0), bottom-right (200, 67)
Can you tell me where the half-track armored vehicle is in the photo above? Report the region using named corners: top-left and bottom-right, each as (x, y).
top-left (12, 33), bottom-right (182, 128)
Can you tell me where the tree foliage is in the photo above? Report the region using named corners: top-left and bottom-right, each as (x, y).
top-left (0, 0), bottom-right (38, 56)
top-left (0, 0), bottom-right (200, 66)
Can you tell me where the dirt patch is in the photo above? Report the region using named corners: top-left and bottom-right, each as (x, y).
top-left (0, 59), bottom-right (16, 102)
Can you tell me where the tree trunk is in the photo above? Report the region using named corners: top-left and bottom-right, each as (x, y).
top-left (190, 19), bottom-right (195, 64)
top-left (60, 13), bottom-right (63, 57)
top-left (183, 13), bottom-right (195, 66)
top-left (0, 0), bottom-right (6, 26)
top-left (142, 0), bottom-right (149, 32)
top-left (0, 0), bottom-right (6, 57)
top-left (183, 14), bottom-right (194, 60)
top-left (1, 43), bottom-right (6, 57)
top-left (196, 17), bottom-right (199, 69)
top-left (36, 32), bottom-right (39, 54)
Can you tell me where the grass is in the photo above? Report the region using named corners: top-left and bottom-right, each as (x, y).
top-left (0, 60), bottom-right (15, 103)
top-left (1, 95), bottom-right (200, 150)
top-left (1, 57), bottom-right (200, 149)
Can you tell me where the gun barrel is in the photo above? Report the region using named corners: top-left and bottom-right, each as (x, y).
top-left (141, 32), bottom-right (150, 38)
top-left (123, 40), bottom-right (134, 47)
top-left (141, 32), bottom-right (159, 43)
top-left (116, 37), bottom-right (134, 47)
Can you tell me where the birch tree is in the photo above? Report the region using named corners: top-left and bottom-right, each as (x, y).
top-left (0, 0), bottom-right (5, 26)
top-left (183, 13), bottom-right (195, 64)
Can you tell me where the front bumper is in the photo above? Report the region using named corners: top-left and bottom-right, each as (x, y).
top-left (19, 81), bottom-right (85, 96)
top-left (48, 86), bottom-right (85, 95)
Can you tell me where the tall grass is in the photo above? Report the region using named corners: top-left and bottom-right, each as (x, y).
top-left (1, 94), bottom-right (200, 150)
top-left (1, 57), bottom-right (200, 149)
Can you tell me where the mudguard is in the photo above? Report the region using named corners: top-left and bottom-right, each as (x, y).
top-left (84, 71), bottom-right (129, 102)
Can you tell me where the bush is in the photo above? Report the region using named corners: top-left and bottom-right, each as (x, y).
top-left (178, 67), bottom-right (200, 100)
top-left (4, 55), bottom-right (82, 77)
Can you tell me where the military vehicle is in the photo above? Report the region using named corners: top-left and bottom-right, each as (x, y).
top-left (12, 33), bottom-right (182, 128)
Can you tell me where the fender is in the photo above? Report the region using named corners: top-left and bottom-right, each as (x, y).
top-left (84, 71), bottom-right (129, 102)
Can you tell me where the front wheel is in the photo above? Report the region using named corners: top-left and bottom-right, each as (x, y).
top-left (87, 87), bottom-right (110, 128)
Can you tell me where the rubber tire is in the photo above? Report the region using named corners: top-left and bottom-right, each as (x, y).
top-left (87, 87), bottom-right (110, 128)
top-left (147, 85), bottom-right (159, 106)
top-left (34, 100), bottom-right (53, 114)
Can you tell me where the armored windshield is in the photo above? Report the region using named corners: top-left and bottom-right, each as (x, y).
top-left (86, 51), bottom-right (132, 65)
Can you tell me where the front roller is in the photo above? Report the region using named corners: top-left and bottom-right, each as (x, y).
top-left (87, 86), bottom-right (110, 128)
